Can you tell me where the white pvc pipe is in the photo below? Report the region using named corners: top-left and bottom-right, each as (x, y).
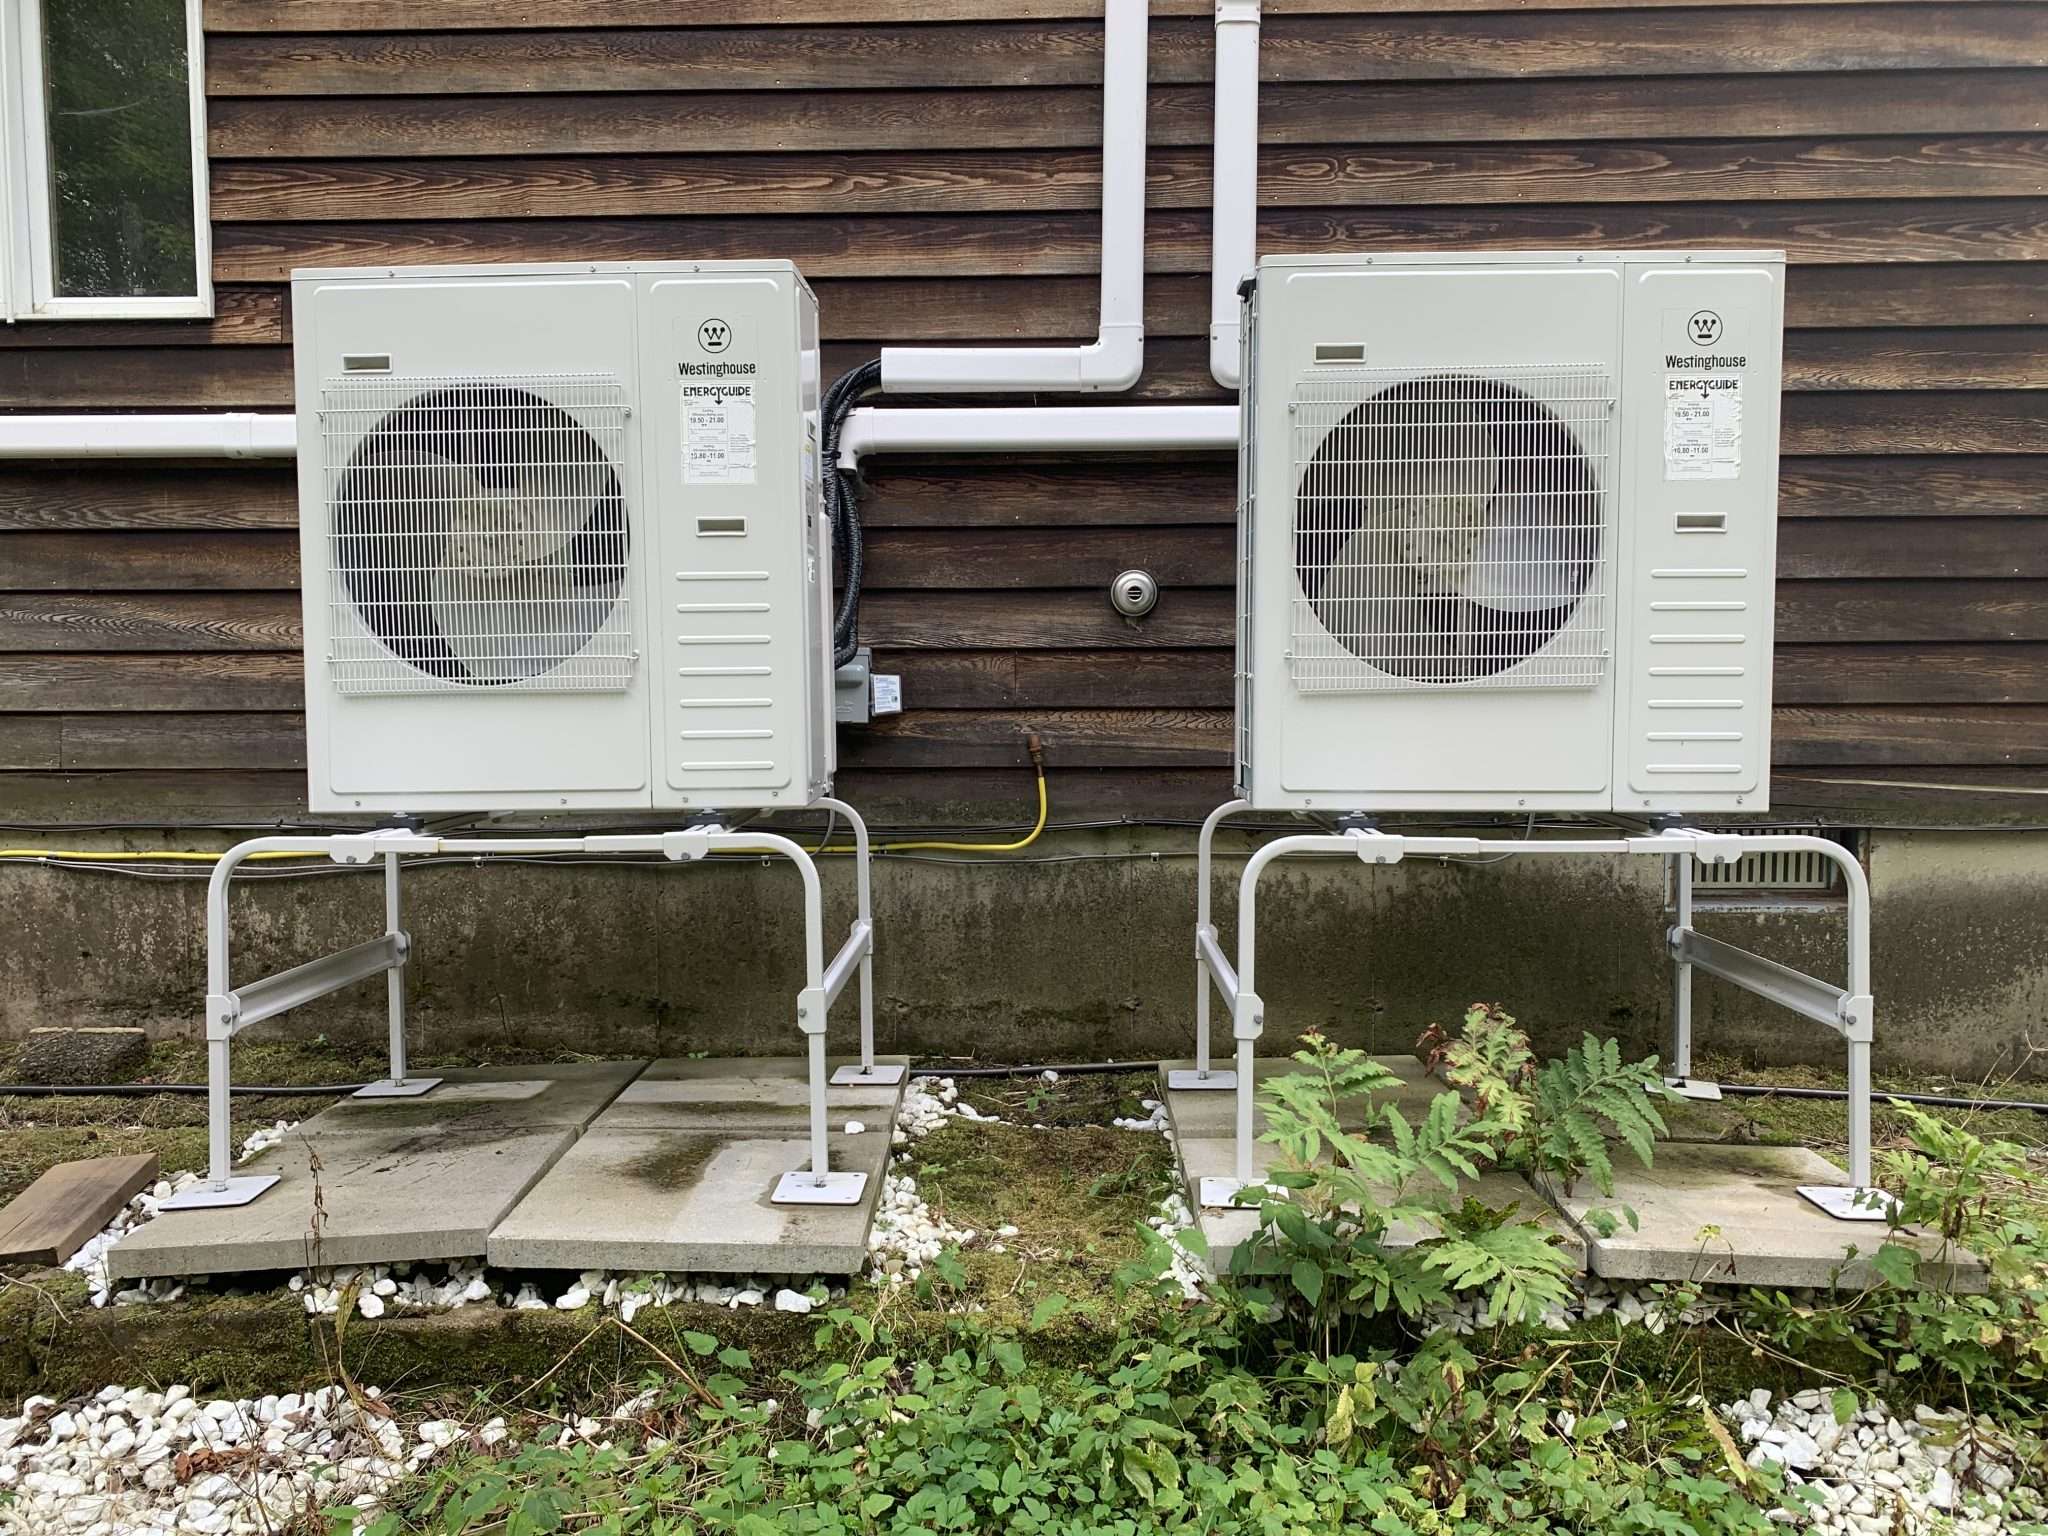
top-left (0, 412), bottom-right (294, 460)
top-left (1209, 0), bottom-right (1262, 388)
top-left (880, 0), bottom-right (1149, 394)
top-left (837, 404), bottom-right (1236, 468)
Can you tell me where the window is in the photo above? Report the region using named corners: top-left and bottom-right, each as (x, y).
top-left (0, 0), bottom-right (210, 320)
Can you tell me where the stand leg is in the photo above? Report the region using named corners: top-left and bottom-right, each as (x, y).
top-left (1199, 837), bottom-right (1268, 1209)
top-left (821, 797), bottom-right (902, 1088)
top-left (1663, 852), bottom-right (1721, 1101)
top-left (772, 826), bottom-right (869, 1206)
top-left (1171, 798), bottom-right (1247, 1092)
top-left (1796, 840), bottom-right (1895, 1221)
top-left (352, 850), bottom-right (440, 1099)
top-left (162, 840), bottom-right (280, 1211)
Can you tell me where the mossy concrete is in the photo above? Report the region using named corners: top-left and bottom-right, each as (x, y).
top-left (486, 1127), bottom-right (890, 1273)
top-left (3, 827), bottom-right (2043, 1082)
top-left (106, 1126), bottom-right (579, 1280)
top-left (1554, 1142), bottom-right (1989, 1292)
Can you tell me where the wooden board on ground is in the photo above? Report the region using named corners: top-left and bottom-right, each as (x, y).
top-left (0, 1152), bottom-right (159, 1266)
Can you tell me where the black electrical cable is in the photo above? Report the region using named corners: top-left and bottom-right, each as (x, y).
top-left (0, 1082), bottom-right (370, 1097)
top-left (1715, 1082), bottom-right (2048, 1116)
top-left (822, 359), bottom-right (883, 667)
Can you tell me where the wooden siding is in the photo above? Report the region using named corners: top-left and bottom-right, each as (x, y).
top-left (0, 1), bottom-right (2044, 824)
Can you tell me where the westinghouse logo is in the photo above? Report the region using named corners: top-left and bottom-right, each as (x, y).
top-left (1666, 352), bottom-right (1748, 371)
top-left (678, 360), bottom-right (757, 378)
top-left (697, 318), bottom-right (732, 353)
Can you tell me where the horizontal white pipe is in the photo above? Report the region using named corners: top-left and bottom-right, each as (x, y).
top-left (837, 404), bottom-right (1238, 467)
top-left (0, 401), bottom-right (1243, 469)
top-left (881, 0), bottom-right (1148, 395)
top-left (0, 412), bottom-right (294, 460)
top-left (1210, 0), bottom-right (1262, 388)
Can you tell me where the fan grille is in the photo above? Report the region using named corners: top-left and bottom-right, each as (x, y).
top-left (321, 374), bottom-right (634, 695)
top-left (1288, 364), bottom-right (1612, 693)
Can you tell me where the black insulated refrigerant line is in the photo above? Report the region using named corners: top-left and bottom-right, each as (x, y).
top-left (822, 359), bottom-right (884, 666)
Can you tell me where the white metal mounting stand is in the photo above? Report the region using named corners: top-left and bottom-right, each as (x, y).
top-left (1190, 809), bottom-right (1892, 1222)
top-left (1663, 850), bottom-right (1724, 1102)
top-left (162, 799), bottom-right (884, 1212)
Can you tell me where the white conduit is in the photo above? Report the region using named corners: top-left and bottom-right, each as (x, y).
top-left (879, 0), bottom-right (1151, 394)
top-left (836, 404), bottom-right (1237, 467)
top-left (1209, 0), bottom-right (1263, 389)
top-left (0, 412), bottom-right (294, 459)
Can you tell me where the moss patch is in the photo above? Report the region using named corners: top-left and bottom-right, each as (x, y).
top-left (0, 1271), bottom-right (832, 1412)
top-left (616, 1133), bottom-right (721, 1190)
top-left (903, 1120), bottom-right (1173, 1339)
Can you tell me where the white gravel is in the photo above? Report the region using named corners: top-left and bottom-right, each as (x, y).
top-left (864, 1076), bottom-right (986, 1284)
top-left (0, 1381), bottom-right (505, 1535)
top-left (1112, 1097), bottom-right (1171, 1134)
top-left (1723, 1389), bottom-right (2045, 1534)
top-left (68, 1124), bottom-right (298, 1309)
top-left (1146, 1189), bottom-right (1208, 1299)
top-left (1431, 1274), bottom-right (1732, 1335)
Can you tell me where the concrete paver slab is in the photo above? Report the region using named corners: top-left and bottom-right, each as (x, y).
top-left (1173, 1133), bottom-right (1584, 1272)
top-left (599, 1055), bottom-right (908, 1134)
top-left (108, 1127), bottom-right (576, 1280)
top-left (1554, 1142), bottom-right (1986, 1291)
top-left (301, 1061), bottom-right (649, 1137)
top-left (488, 1126), bottom-right (890, 1274)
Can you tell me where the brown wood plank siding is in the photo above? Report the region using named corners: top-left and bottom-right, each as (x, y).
top-left (0, 3), bottom-right (2042, 824)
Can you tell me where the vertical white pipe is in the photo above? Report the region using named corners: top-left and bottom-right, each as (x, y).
top-left (1209, 0), bottom-right (1262, 388)
top-left (1094, 0), bottom-right (1149, 362)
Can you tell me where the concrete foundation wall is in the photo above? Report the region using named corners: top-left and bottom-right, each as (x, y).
top-left (3, 828), bottom-right (2043, 1081)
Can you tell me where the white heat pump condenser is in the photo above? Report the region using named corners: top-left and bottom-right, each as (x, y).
top-left (292, 260), bottom-right (831, 814)
top-left (1235, 250), bottom-right (1784, 815)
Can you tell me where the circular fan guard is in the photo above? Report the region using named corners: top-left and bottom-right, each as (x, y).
top-left (332, 385), bottom-right (628, 686)
top-left (1294, 373), bottom-right (1602, 684)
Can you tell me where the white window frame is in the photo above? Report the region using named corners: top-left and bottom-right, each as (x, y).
top-left (0, 0), bottom-right (212, 321)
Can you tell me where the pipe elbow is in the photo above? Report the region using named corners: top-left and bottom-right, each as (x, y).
top-left (1209, 323), bottom-right (1242, 390)
top-left (1080, 323), bottom-right (1146, 393)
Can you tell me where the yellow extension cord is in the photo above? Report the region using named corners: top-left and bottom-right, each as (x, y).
top-left (0, 763), bottom-right (1052, 866)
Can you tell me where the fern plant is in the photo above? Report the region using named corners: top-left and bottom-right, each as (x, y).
top-left (1426, 1004), bottom-right (1669, 1199)
top-left (1231, 1032), bottom-right (1577, 1335)
top-left (1527, 1033), bottom-right (1670, 1198)
top-left (1419, 1002), bottom-right (1535, 1134)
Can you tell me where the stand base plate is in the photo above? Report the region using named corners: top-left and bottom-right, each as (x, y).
top-left (351, 1076), bottom-right (443, 1099)
top-left (831, 1064), bottom-right (906, 1087)
top-left (1661, 1076), bottom-right (1724, 1102)
top-left (772, 1170), bottom-right (869, 1206)
top-left (1198, 1175), bottom-right (1277, 1210)
top-left (159, 1174), bottom-right (280, 1211)
top-left (1167, 1069), bottom-right (1239, 1092)
top-left (1797, 1184), bottom-right (1899, 1222)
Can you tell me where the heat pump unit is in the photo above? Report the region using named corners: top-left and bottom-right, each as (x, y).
top-left (1236, 250), bottom-right (1784, 816)
top-left (292, 261), bottom-right (831, 814)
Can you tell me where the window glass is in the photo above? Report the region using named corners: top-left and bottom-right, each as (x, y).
top-left (40, 0), bottom-right (197, 299)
